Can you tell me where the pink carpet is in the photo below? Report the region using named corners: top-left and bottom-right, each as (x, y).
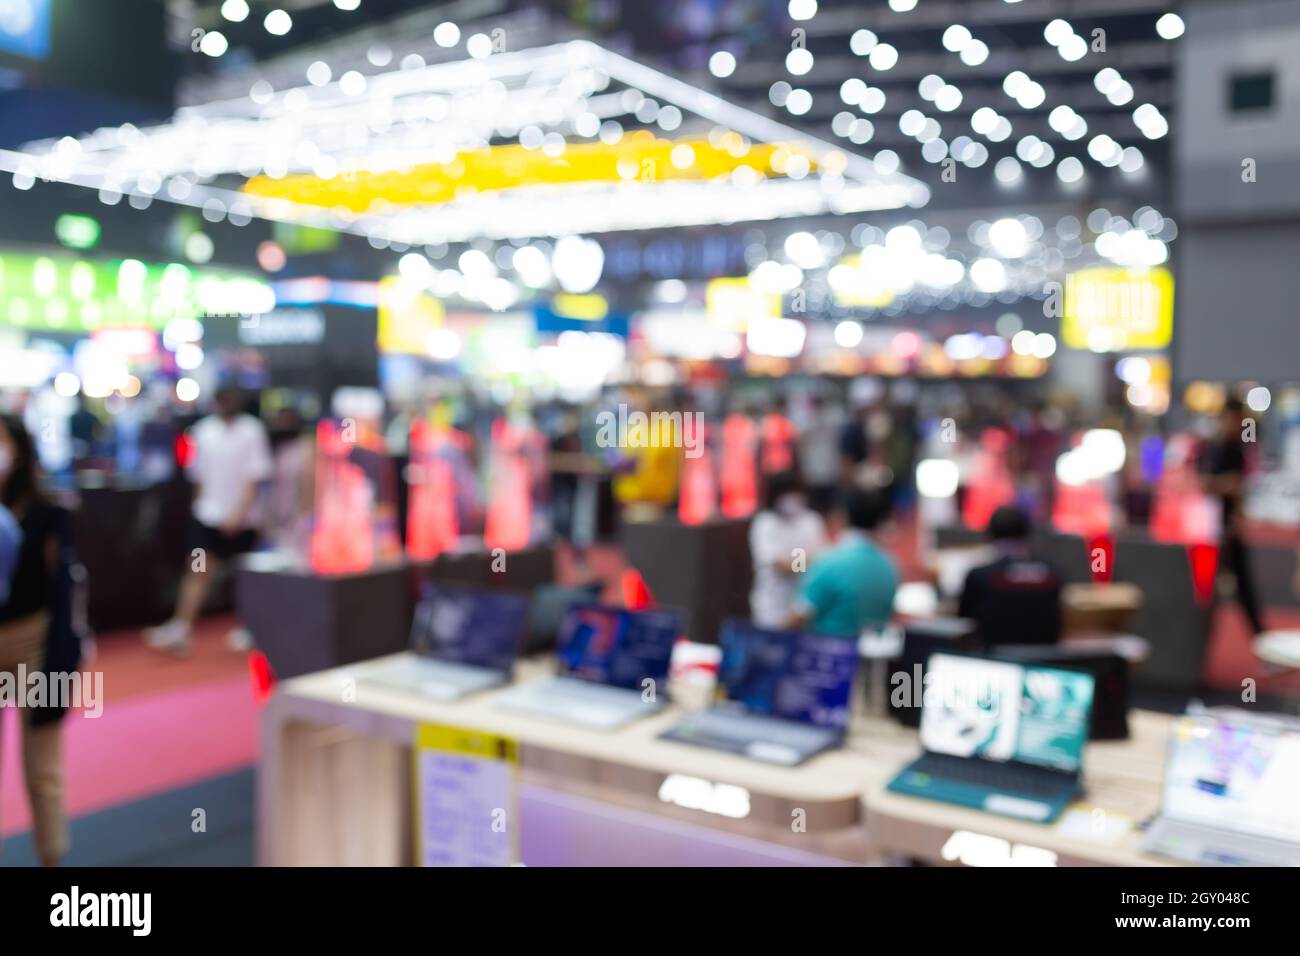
top-left (1, 676), bottom-right (259, 837)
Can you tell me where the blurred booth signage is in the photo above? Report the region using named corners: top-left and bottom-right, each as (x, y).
top-left (706, 277), bottom-right (781, 331)
top-left (1062, 267), bottom-right (1174, 352)
top-left (377, 276), bottom-right (445, 355)
top-left (0, 0), bottom-right (51, 60)
top-left (237, 308), bottom-right (325, 346)
top-left (534, 299), bottom-right (628, 336)
top-left (602, 233), bottom-right (747, 281)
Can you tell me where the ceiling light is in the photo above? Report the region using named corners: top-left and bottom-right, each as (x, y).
top-left (434, 22), bottom-right (461, 47)
top-left (221, 0), bottom-right (249, 22)
top-left (942, 25), bottom-right (972, 52)
top-left (264, 9), bottom-right (292, 35)
top-left (1156, 13), bottom-right (1185, 40)
top-left (709, 51), bottom-right (736, 78)
top-left (869, 44), bottom-right (898, 70)
top-left (850, 29), bottom-right (878, 55)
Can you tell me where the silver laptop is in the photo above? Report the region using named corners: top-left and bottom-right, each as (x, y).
top-left (493, 603), bottom-right (680, 730)
top-left (362, 586), bottom-right (530, 702)
top-left (659, 622), bottom-right (857, 766)
top-left (1143, 712), bottom-right (1300, 866)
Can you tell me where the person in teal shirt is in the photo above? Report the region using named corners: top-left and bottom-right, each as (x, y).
top-left (789, 488), bottom-right (897, 638)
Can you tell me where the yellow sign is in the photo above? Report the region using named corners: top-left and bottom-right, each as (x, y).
top-left (377, 276), bottom-right (445, 355)
top-left (1062, 267), bottom-right (1174, 351)
top-left (245, 135), bottom-right (815, 212)
top-left (413, 723), bottom-right (519, 867)
top-left (706, 277), bottom-right (781, 331)
top-left (551, 293), bottom-right (609, 320)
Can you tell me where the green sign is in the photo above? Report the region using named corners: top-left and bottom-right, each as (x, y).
top-left (0, 251), bottom-right (274, 333)
top-left (54, 214), bottom-right (101, 251)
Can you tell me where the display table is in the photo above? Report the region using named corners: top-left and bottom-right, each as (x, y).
top-left (259, 656), bottom-right (870, 866)
top-left (620, 516), bottom-right (753, 643)
top-left (235, 554), bottom-right (412, 681)
top-left (863, 709), bottom-right (1177, 867)
top-left (259, 656), bottom-right (1179, 867)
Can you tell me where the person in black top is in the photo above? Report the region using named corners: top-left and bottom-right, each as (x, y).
top-left (958, 505), bottom-right (1062, 648)
top-left (1200, 397), bottom-right (1265, 637)
top-left (0, 414), bottom-right (71, 865)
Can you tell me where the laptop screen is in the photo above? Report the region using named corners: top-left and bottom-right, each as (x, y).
top-left (1163, 714), bottom-right (1300, 845)
top-left (920, 653), bottom-right (1095, 773)
top-left (556, 604), bottom-right (680, 690)
top-left (718, 622), bottom-right (857, 729)
top-left (410, 585), bottom-right (530, 673)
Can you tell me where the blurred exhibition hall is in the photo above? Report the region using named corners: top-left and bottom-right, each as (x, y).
top-left (0, 0), bottom-right (1297, 869)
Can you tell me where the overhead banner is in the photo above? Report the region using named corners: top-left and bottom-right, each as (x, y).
top-left (413, 723), bottom-right (519, 867)
top-left (1062, 266), bottom-right (1174, 351)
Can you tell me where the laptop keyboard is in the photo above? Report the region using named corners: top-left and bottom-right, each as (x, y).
top-left (909, 752), bottom-right (1067, 797)
top-left (1147, 819), bottom-right (1300, 867)
top-left (663, 709), bottom-right (839, 765)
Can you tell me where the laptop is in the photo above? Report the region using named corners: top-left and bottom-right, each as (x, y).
top-left (889, 617), bottom-right (979, 728)
top-left (994, 644), bottom-right (1130, 740)
top-left (492, 603), bottom-right (681, 731)
top-left (659, 622), bottom-right (858, 767)
top-left (1142, 712), bottom-right (1300, 866)
top-left (887, 652), bottom-right (1095, 823)
top-left (360, 584), bottom-right (530, 701)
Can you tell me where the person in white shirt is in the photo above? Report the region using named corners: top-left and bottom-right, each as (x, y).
top-left (145, 387), bottom-right (272, 656)
top-left (748, 471), bottom-right (827, 630)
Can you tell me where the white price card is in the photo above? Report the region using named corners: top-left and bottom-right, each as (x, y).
top-left (414, 723), bottom-right (519, 867)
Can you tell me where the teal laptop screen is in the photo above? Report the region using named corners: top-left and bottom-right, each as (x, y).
top-left (920, 654), bottom-right (1094, 772)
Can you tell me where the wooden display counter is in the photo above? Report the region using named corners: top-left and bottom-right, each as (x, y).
top-left (863, 710), bottom-right (1176, 867)
top-left (259, 656), bottom-right (1179, 868)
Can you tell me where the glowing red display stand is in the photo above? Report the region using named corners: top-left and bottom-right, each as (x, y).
top-left (679, 419), bottom-right (718, 526)
top-left (405, 420), bottom-right (462, 561)
top-left (760, 412), bottom-right (797, 476)
top-left (962, 428), bottom-right (1016, 531)
top-left (309, 420), bottom-right (376, 574)
top-left (484, 417), bottom-right (534, 553)
top-left (720, 413), bottom-right (758, 519)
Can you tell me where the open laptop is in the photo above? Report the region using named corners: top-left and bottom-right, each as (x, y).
top-left (1142, 712), bottom-right (1300, 866)
top-left (492, 603), bottom-right (681, 730)
top-left (994, 644), bottom-right (1130, 740)
top-left (887, 652), bottom-right (1095, 823)
top-left (659, 622), bottom-right (857, 766)
top-left (360, 584), bottom-right (530, 701)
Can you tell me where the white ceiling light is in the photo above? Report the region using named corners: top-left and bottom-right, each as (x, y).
top-left (434, 22), bottom-right (461, 47)
top-left (199, 31), bottom-right (228, 57)
top-left (970, 257), bottom-right (1007, 293)
top-left (553, 236), bottom-right (605, 293)
top-left (869, 44), bottom-right (899, 70)
top-left (1156, 13), bottom-right (1185, 40)
top-left (264, 9), bottom-right (292, 35)
top-left (850, 29), bottom-right (878, 55)
top-left (994, 157), bottom-right (1022, 184)
top-left (786, 48), bottom-right (814, 75)
top-left (1056, 156), bottom-right (1084, 183)
top-left (960, 39), bottom-right (989, 66)
top-left (334, 0), bottom-right (361, 10)
top-left (709, 51), bottom-right (736, 78)
top-left (834, 320), bottom-right (864, 348)
top-left (942, 25), bottom-right (972, 52)
top-left (306, 61), bottom-right (332, 86)
top-left (221, 0), bottom-right (249, 22)
top-left (988, 217), bottom-right (1029, 257)
top-left (789, 0), bottom-right (818, 20)
top-left (1043, 19), bottom-right (1074, 46)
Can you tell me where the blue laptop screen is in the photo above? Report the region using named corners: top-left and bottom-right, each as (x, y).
top-left (556, 605), bottom-right (680, 690)
top-left (718, 623), bottom-right (858, 730)
top-left (920, 653), bottom-right (1094, 772)
top-left (410, 585), bottom-right (529, 673)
